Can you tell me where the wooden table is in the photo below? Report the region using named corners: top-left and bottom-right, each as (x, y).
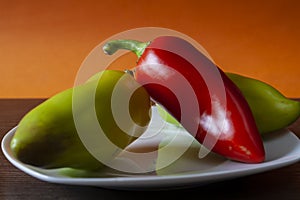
top-left (1, 99), bottom-right (300, 199)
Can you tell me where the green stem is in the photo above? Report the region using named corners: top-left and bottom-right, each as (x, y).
top-left (102, 39), bottom-right (150, 58)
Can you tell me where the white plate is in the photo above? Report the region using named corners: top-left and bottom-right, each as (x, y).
top-left (2, 107), bottom-right (300, 190)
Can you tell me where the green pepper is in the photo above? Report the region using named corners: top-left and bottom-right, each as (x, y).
top-left (226, 72), bottom-right (300, 134)
top-left (10, 70), bottom-right (151, 170)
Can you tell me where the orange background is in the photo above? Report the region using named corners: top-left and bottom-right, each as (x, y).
top-left (1, 0), bottom-right (299, 98)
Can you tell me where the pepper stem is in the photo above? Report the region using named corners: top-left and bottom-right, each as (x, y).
top-left (103, 40), bottom-right (150, 58)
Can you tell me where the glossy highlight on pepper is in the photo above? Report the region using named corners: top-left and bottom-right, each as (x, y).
top-left (157, 72), bottom-right (300, 135)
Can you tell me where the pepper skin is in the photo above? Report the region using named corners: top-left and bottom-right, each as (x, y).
top-left (10, 70), bottom-right (151, 170)
top-left (103, 36), bottom-right (265, 163)
top-left (227, 73), bottom-right (300, 134)
top-left (157, 72), bottom-right (300, 135)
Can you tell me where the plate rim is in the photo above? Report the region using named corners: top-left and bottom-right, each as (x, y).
top-left (2, 125), bottom-right (300, 190)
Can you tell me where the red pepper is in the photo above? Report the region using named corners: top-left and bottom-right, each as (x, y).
top-left (103, 36), bottom-right (265, 163)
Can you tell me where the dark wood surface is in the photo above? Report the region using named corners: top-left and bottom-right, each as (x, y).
top-left (1, 99), bottom-right (300, 200)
